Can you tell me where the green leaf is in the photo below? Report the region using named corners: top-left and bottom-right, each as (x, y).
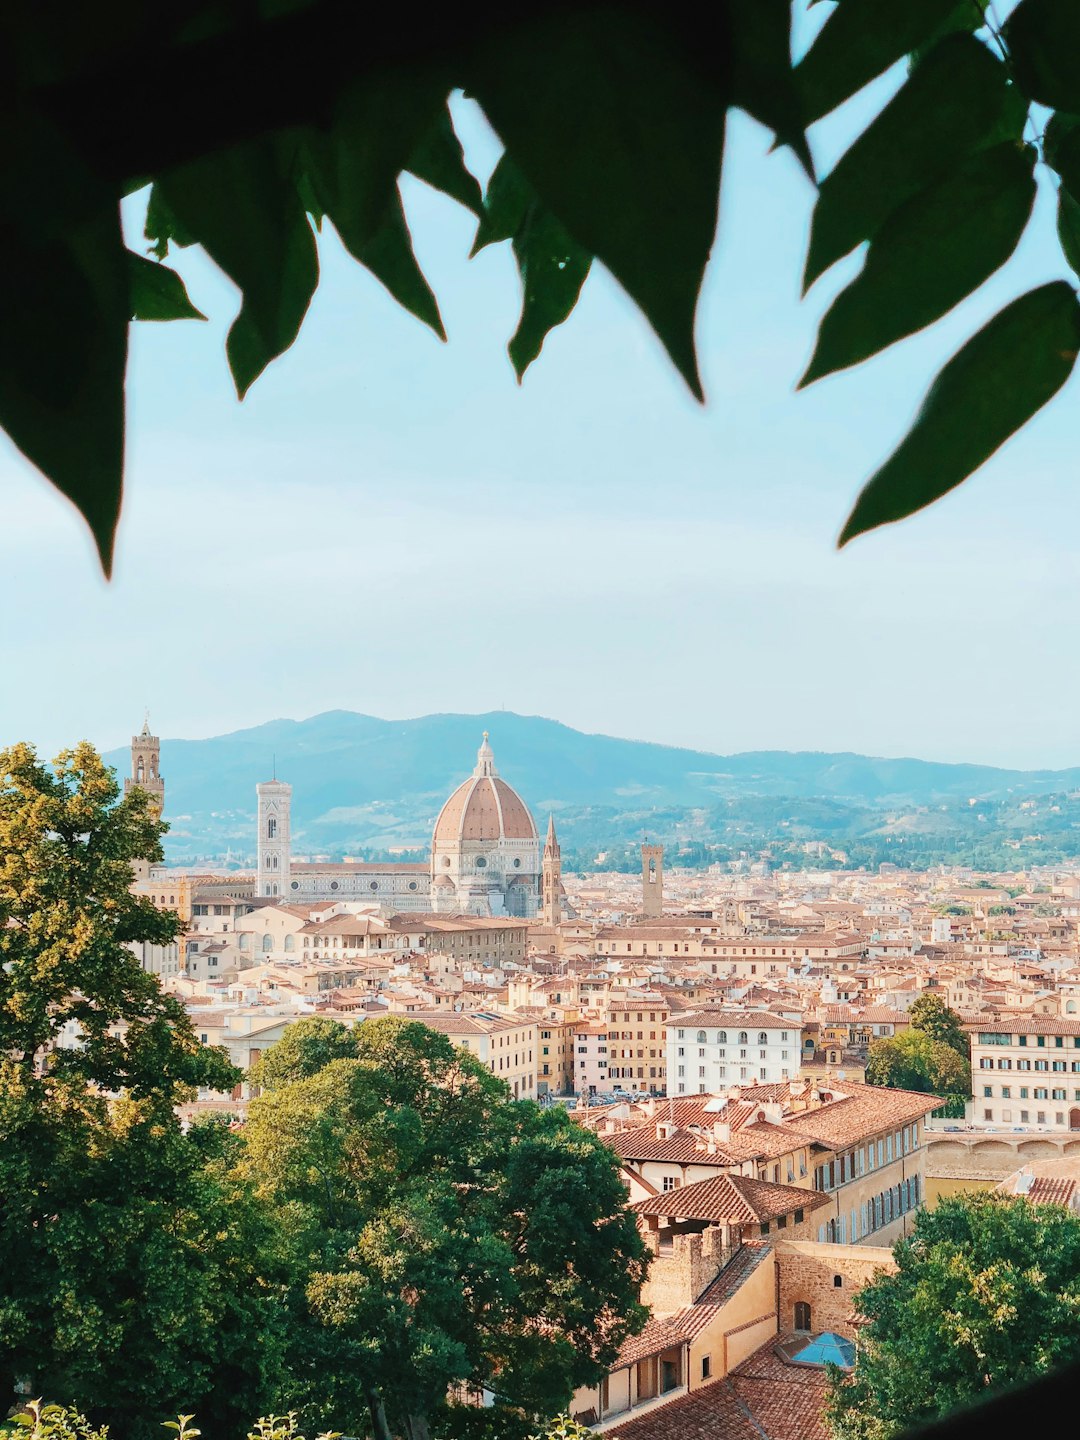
top-left (143, 184), bottom-right (196, 261)
top-left (470, 155), bottom-right (534, 257)
top-left (303, 77), bottom-right (448, 338)
top-left (157, 138), bottom-right (319, 398)
top-left (344, 189), bottom-right (445, 340)
top-left (805, 34), bottom-right (1017, 292)
top-left (508, 207), bottom-right (591, 380)
top-left (406, 105), bottom-right (483, 217)
top-left (1004, 0), bottom-right (1080, 115)
top-left (797, 0), bottom-right (973, 124)
top-left (128, 251), bottom-right (206, 322)
top-left (1044, 112), bottom-right (1080, 200)
top-left (802, 142), bottom-right (1036, 385)
top-left (727, 0), bottom-right (812, 176)
top-left (1057, 189), bottom-right (1080, 280)
top-left (840, 282), bottom-right (1080, 544)
top-left (0, 208), bottom-right (127, 575)
top-left (466, 9), bottom-right (724, 400)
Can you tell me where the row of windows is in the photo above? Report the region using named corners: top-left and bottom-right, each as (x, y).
top-left (979, 1033), bottom-right (1080, 1048)
top-left (817, 1176), bottom-right (921, 1243)
top-left (677, 1047), bottom-right (787, 1061)
top-left (813, 1125), bottom-right (919, 1192)
top-left (983, 1106), bottom-right (1068, 1125)
top-left (675, 1029), bottom-right (788, 1045)
top-left (979, 1057), bottom-right (1079, 1072)
top-left (983, 1084), bottom-right (1071, 1101)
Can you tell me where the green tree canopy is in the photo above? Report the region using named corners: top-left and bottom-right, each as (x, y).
top-left (0, 743), bottom-right (281, 1438)
top-left (826, 1193), bottom-right (1080, 1439)
top-left (242, 1015), bottom-right (648, 1440)
top-left (909, 993), bottom-right (968, 1056)
top-left (8, 1), bottom-right (1080, 571)
top-left (248, 1014), bottom-right (363, 1090)
top-left (864, 1029), bottom-right (969, 1118)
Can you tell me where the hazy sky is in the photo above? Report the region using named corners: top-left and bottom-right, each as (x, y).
top-left (4, 32), bottom-right (1080, 770)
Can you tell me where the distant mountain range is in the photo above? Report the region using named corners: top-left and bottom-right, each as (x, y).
top-left (102, 710), bottom-right (1080, 871)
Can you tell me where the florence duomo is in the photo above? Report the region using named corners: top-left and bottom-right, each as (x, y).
top-left (255, 731), bottom-right (542, 917)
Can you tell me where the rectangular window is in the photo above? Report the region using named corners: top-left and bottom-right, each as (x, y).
top-left (983, 1086), bottom-right (993, 1097)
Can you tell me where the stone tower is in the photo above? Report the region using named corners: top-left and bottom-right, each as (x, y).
top-left (542, 814), bottom-right (563, 928)
top-left (641, 842), bottom-right (663, 919)
top-left (124, 713), bottom-right (165, 817)
top-left (256, 778), bottom-right (292, 898)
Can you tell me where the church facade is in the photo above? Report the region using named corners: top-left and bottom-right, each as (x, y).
top-left (255, 733), bottom-right (542, 918)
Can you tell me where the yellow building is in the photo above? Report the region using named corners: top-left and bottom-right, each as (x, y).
top-left (419, 1011), bottom-right (538, 1100)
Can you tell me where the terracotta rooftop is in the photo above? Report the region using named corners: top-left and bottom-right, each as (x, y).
top-left (630, 1174), bottom-right (829, 1225)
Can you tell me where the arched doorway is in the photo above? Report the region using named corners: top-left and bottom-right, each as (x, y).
top-left (794, 1301), bottom-right (812, 1332)
top-left (1070, 1108), bottom-right (1080, 1131)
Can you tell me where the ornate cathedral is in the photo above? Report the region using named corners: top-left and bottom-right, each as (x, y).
top-left (255, 732), bottom-right (543, 917)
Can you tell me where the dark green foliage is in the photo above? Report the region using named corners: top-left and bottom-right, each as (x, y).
top-left (796, 0), bottom-right (967, 125)
top-left (801, 142), bottom-right (1036, 384)
top-left (826, 1195), bottom-right (1080, 1439)
top-left (840, 282), bottom-right (1080, 543)
top-left (909, 993), bottom-right (968, 1056)
top-left (803, 35), bottom-right (1018, 291)
top-left (128, 251), bottom-right (207, 322)
top-left (0, 745), bottom-right (282, 1440)
top-left (243, 1016), bottom-right (648, 1439)
top-left (9, 2), bottom-right (1080, 567)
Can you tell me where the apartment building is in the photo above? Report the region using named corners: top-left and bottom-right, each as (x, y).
top-left (606, 996), bottom-right (670, 1094)
top-left (666, 1010), bottom-right (802, 1093)
top-left (969, 1015), bottom-right (1080, 1131)
top-left (420, 1011), bottom-right (538, 1100)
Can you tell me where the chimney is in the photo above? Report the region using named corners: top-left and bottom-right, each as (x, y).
top-left (763, 1101), bottom-right (784, 1124)
top-left (712, 1121), bottom-right (731, 1144)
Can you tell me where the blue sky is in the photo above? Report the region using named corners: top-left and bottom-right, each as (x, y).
top-left (3, 36), bottom-right (1080, 770)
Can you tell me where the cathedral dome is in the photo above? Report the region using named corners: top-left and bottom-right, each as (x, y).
top-left (432, 733), bottom-right (537, 847)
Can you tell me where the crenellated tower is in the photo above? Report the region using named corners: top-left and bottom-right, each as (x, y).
top-left (124, 713), bottom-right (165, 818)
top-left (641, 841), bottom-right (663, 919)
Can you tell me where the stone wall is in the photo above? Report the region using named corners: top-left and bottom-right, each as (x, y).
top-left (643, 1227), bottom-right (734, 1313)
top-left (774, 1240), bottom-right (894, 1338)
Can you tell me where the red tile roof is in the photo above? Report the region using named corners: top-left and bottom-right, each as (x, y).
top-left (630, 1174), bottom-right (829, 1225)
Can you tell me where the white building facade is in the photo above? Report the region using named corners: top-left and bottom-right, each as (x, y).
top-left (666, 1009), bottom-right (803, 1094)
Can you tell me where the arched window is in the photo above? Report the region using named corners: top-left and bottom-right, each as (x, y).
top-left (739, 1031), bottom-right (748, 1045)
top-left (136, 758), bottom-right (145, 782)
top-left (758, 1032), bottom-right (769, 1045)
top-left (283, 934), bottom-right (295, 952)
top-left (238, 933), bottom-right (249, 950)
top-left (794, 1301), bottom-right (812, 1332)
top-left (697, 1030), bottom-right (708, 1044)
top-left (1069, 1001), bottom-right (1077, 1014)
top-left (267, 817), bottom-right (277, 839)
top-left (718, 1031), bottom-right (727, 1044)
top-left (261, 934), bottom-right (273, 952)
top-left (265, 855), bottom-right (273, 869)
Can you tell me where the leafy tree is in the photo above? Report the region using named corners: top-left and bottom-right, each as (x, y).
top-left (9, 2), bottom-right (1080, 571)
top-left (825, 1193), bottom-right (1080, 1439)
top-left (909, 993), bottom-right (968, 1057)
top-left (242, 1016), bottom-right (648, 1440)
top-left (249, 1015), bottom-right (362, 1090)
top-left (0, 744), bottom-right (282, 1438)
top-left (864, 1030), bottom-right (970, 1118)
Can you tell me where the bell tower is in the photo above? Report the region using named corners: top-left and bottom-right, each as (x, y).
top-left (542, 814), bottom-right (563, 928)
top-left (124, 712), bottom-right (165, 818)
top-left (256, 778), bottom-right (292, 898)
top-left (641, 842), bottom-right (663, 919)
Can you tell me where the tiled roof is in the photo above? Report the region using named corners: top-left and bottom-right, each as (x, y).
top-left (606, 1334), bottom-right (829, 1440)
top-left (966, 1015), bottom-right (1080, 1036)
top-left (666, 1009), bottom-right (802, 1030)
top-left (1028, 1177), bottom-right (1079, 1206)
top-left (630, 1174), bottom-right (829, 1225)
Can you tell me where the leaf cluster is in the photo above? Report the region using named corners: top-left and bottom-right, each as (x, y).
top-left (16, 2), bottom-right (1080, 569)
